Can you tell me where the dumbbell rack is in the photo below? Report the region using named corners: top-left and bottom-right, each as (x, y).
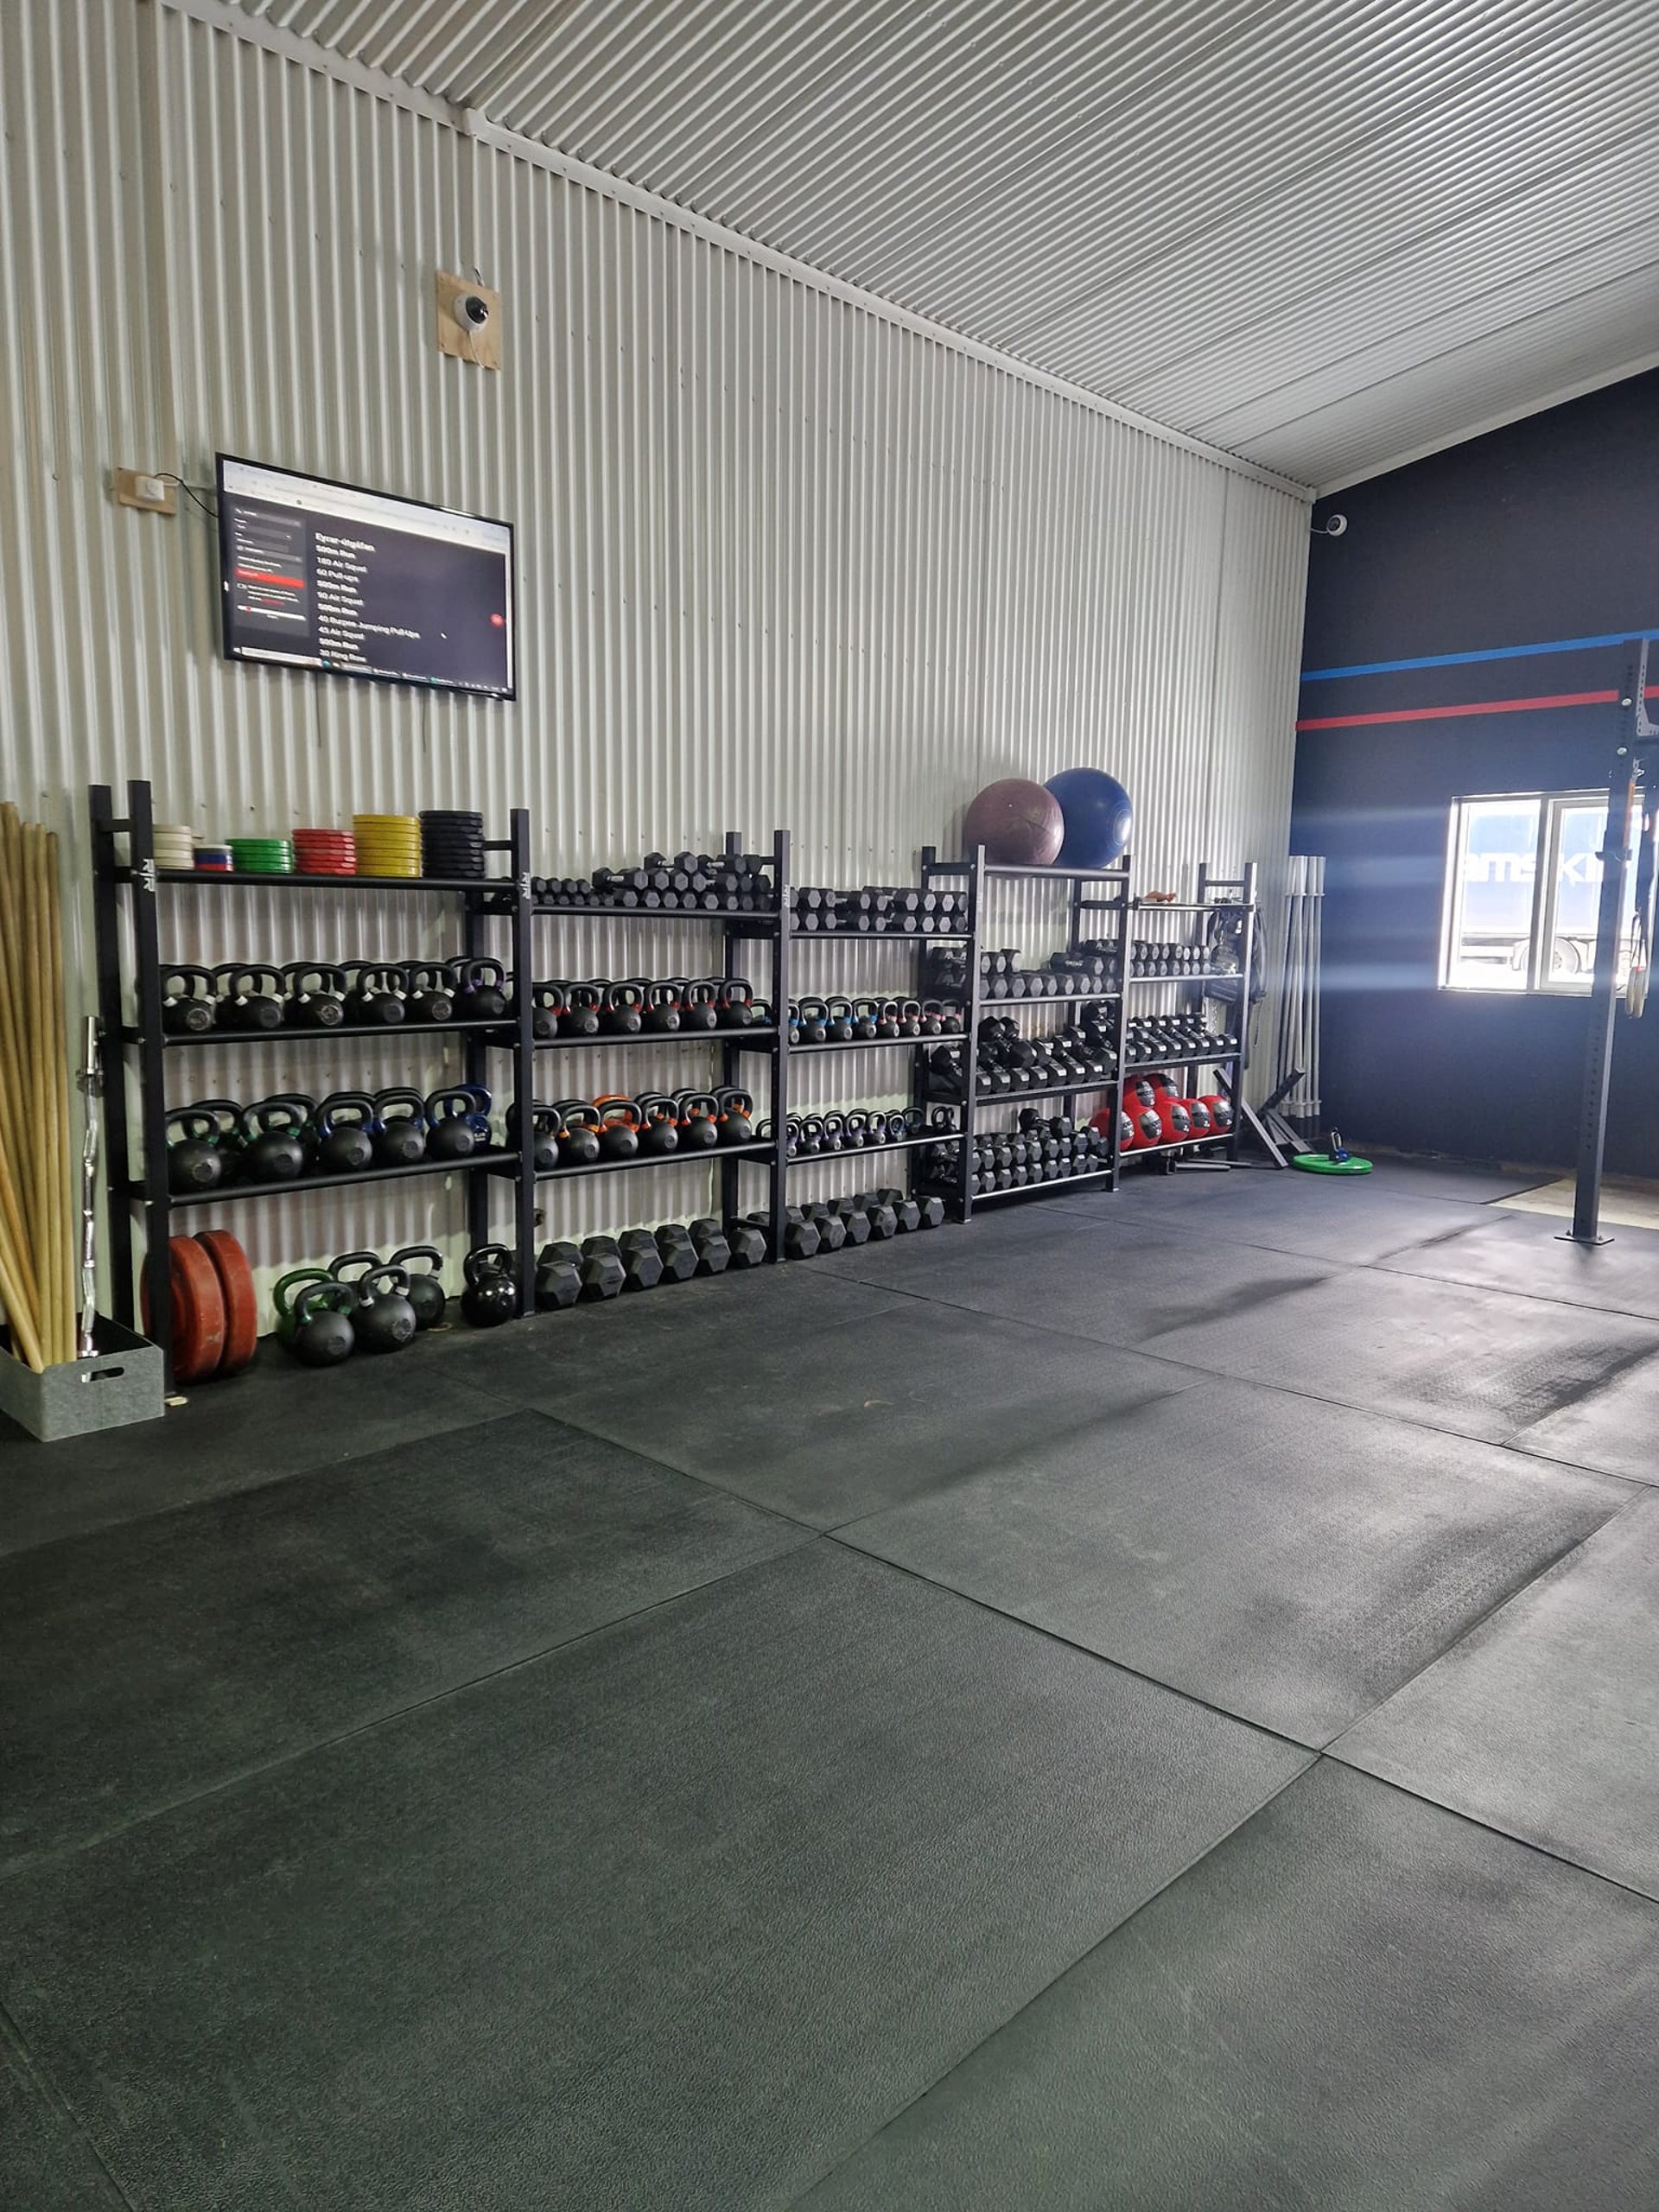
top-left (90, 779), bottom-right (537, 1383)
top-left (522, 831), bottom-right (792, 1264)
top-left (918, 848), bottom-right (1257, 1219)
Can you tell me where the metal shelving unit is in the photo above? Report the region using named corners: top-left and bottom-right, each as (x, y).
top-left (92, 780), bottom-right (537, 1379)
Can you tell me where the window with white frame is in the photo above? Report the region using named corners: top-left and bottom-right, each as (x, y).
top-left (1441, 790), bottom-right (1636, 993)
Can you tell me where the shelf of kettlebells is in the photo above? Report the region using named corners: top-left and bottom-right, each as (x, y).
top-left (516, 1137), bottom-right (777, 1183)
top-left (155, 1018), bottom-right (512, 1048)
top-left (531, 1025), bottom-right (781, 1052)
top-left (148, 1150), bottom-right (521, 1207)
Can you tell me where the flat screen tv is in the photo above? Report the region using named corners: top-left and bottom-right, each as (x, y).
top-left (216, 455), bottom-right (515, 699)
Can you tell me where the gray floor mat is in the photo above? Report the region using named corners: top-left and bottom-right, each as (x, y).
top-left (0, 1410), bottom-right (805, 1872)
top-left (0, 1547), bottom-right (1306, 2212)
top-left (840, 1376), bottom-right (1628, 1744)
top-left (802, 1761), bottom-right (1659, 2211)
top-left (1336, 1495), bottom-right (1659, 1897)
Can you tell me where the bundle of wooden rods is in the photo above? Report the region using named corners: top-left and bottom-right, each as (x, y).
top-left (0, 804), bottom-right (76, 1370)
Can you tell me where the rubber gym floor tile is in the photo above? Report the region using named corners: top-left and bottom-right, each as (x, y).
top-left (0, 1546), bottom-right (1309, 2212)
top-left (0, 1409), bottom-right (805, 1873)
top-left (1325, 1154), bottom-right (1554, 1204)
top-left (515, 1296), bottom-right (1211, 1527)
top-left (1138, 1265), bottom-right (1659, 1458)
top-left (1055, 1176), bottom-right (1511, 1269)
top-left (800, 1761), bottom-right (1659, 2211)
top-left (834, 1215), bottom-right (1340, 1353)
top-left (1336, 1495), bottom-right (1659, 1897)
top-left (1378, 1206), bottom-right (1659, 1321)
top-left (0, 2035), bottom-right (124, 2210)
top-left (839, 1376), bottom-right (1628, 1745)
top-left (1516, 1346), bottom-right (1659, 1482)
top-left (0, 1340), bottom-right (508, 1560)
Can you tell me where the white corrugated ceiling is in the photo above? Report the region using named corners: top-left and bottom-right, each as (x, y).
top-left (212, 0), bottom-right (1658, 491)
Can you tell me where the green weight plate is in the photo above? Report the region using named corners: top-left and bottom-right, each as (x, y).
top-left (1290, 1152), bottom-right (1374, 1175)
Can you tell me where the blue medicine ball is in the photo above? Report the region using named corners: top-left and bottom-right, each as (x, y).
top-left (1044, 769), bottom-right (1133, 868)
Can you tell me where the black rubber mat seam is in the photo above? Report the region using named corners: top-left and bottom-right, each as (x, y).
top-left (0, 2000), bottom-right (137, 2211)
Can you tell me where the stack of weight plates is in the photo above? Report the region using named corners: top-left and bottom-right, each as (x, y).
top-left (293, 827), bottom-right (358, 875)
top-left (420, 809), bottom-right (486, 879)
top-left (153, 823), bottom-right (195, 871)
top-left (228, 836), bottom-right (295, 875)
top-left (353, 813), bottom-right (421, 878)
top-left (195, 843), bottom-right (232, 874)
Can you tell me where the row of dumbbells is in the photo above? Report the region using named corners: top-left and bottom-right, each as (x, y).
top-left (769, 1189), bottom-right (945, 1257)
top-left (1129, 938), bottom-right (1211, 977)
top-left (534, 852), bottom-right (778, 912)
top-left (791, 884), bottom-right (969, 934)
top-left (978, 946), bottom-right (1122, 1000)
top-left (535, 1217), bottom-right (766, 1305)
top-left (965, 1118), bottom-right (1109, 1194)
top-left (1122, 1014), bottom-right (1238, 1064)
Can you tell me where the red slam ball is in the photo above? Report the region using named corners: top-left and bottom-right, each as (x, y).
top-left (962, 779), bottom-right (1065, 867)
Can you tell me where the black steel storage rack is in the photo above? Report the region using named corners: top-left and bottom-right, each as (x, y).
top-left (918, 847), bottom-right (1259, 1220)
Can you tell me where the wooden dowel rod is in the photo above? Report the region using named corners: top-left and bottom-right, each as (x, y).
top-left (0, 1123), bottom-right (39, 1347)
top-left (46, 828), bottom-right (73, 1365)
top-left (0, 1191), bottom-right (44, 1373)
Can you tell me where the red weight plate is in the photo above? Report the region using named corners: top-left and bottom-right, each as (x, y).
top-left (168, 1236), bottom-right (226, 1382)
top-left (194, 1229), bottom-right (258, 1374)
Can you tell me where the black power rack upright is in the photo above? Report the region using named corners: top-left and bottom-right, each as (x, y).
top-left (918, 846), bottom-right (1258, 1220)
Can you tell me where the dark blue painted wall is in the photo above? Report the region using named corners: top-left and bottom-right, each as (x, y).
top-left (1292, 368), bottom-right (1659, 1174)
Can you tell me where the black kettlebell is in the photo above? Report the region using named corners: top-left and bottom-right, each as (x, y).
top-left (634, 1093), bottom-right (681, 1156)
top-left (404, 962), bottom-right (458, 1024)
top-left (716, 977), bottom-right (755, 1028)
top-left (504, 1101), bottom-right (563, 1173)
top-left (562, 982), bottom-right (602, 1038)
top-left (676, 1091), bottom-right (721, 1149)
top-left (551, 1101), bottom-right (602, 1166)
top-left (824, 996), bottom-right (856, 1043)
top-left (215, 963), bottom-right (286, 1033)
top-left (162, 965), bottom-right (218, 1035)
top-left (283, 963), bottom-right (347, 1029)
top-left (313, 1091), bottom-right (377, 1175)
top-left (642, 982), bottom-right (682, 1035)
top-left (849, 997), bottom-right (880, 1042)
top-left (797, 995), bottom-right (830, 1045)
top-left (594, 1096), bottom-right (640, 1161)
top-left (715, 1086), bottom-right (754, 1143)
top-left (461, 1243), bottom-right (519, 1328)
top-left (454, 957), bottom-right (508, 1022)
top-left (604, 982), bottom-right (644, 1036)
top-left (167, 1106), bottom-right (226, 1192)
top-left (286, 1279), bottom-right (358, 1366)
top-left (372, 1088), bottom-right (429, 1166)
top-left (332, 1256), bottom-right (417, 1353)
top-left (388, 1246), bottom-right (447, 1330)
top-left (529, 981), bottom-right (566, 1040)
top-left (345, 963), bottom-right (408, 1025)
top-left (239, 1096), bottom-right (310, 1182)
top-left (425, 1087), bottom-right (480, 1161)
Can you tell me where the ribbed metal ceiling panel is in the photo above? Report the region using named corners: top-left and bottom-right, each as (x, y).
top-left (204, 0), bottom-right (1659, 485)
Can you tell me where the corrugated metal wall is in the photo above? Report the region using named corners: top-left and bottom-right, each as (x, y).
top-left (1, 0), bottom-right (1307, 1301)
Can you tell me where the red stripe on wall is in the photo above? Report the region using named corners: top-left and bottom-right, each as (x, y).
top-left (1296, 689), bottom-right (1620, 732)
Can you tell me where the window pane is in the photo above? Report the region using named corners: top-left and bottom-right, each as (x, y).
top-left (1543, 799), bottom-right (1635, 991)
top-left (1446, 798), bottom-right (1540, 989)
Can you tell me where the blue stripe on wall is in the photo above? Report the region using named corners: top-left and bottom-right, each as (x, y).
top-left (1301, 628), bottom-right (1655, 682)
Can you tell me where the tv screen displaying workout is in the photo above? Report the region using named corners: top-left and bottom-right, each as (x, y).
top-left (216, 455), bottom-right (515, 699)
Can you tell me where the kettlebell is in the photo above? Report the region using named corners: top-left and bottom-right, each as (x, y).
top-left (167, 1106), bottom-right (227, 1192)
top-left (716, 977), bottom-right (755, 1028)
top-left (824, 996), bottom-right (856, 1043)
top-left (841, 1109), bottom-right (870, 1149)
top-left (162, 965), bottom-right (218, 1036)
top-left (678, 979), bottom-right (720, 1033)
top-left (642, 982), bottom-right (682, 1035)
top-left (797, 1115), bottom-right (826, 1157)
top-left (874, 998), bottom-right (903, 1039)
top-left (715, 1086), bottom-right (754, 1143)
top-left (313, 1092), bottom-right (378, 1175)
top-left (372, 1087), bottom-right (429, 1166)
top-left (461, 1244), bottom-right (519, 1328)
top-left (283, 963), bottom-right (347, 1029)
top-left (345, 963), bottom-right (407, 1025)
top-left (425, 1087), bottom-right (480, 1161)
top-left (276, 1274), bottom-right (357, 1366)
top-left (505, 1101), bottom-right (563, 1173)
top-left (593, 1096), bottom-right (641, 1161)
top-left (215, 963), bottom-right (286, 1033)
top-left (796, 995), bottom-right (830, 1046)
top-left (239, 1096), bottom-right (310, 1182)
top-left (603, 982), bottom-right (644, 1037)
top-left (454, 957), bottom-right (509, 1023)
top-left (562, 982), bottom-right (603, 1038)
top-left (675, 1091), bottom-right (721, 1150)
top-left (332, 1255), bottom-right (417, 1353)
top-left (528, 981), bottom-right (566, 1040)
top-left (898, 999), bottom-right (925, 1038)
top-left (404, 962), bottom-right (458, 1024)
top-left (388, 1246), bottom-right (447, 1330)
top-left (849, 998), bottom-right (880, 1042)
top-left (634, 1093), bottom-right (681, 1157)
top-left (551, 1100), bottom-right (602, 1166)
top-left (820, 1113), bottom-right (847, 1154)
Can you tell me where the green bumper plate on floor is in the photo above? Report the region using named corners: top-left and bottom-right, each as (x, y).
top-left (1291, 1153), bottom-right (1374, 1175)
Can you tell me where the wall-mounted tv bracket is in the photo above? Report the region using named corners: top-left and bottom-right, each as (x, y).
top-left (1564, 641), bottom-right (1657, 1246)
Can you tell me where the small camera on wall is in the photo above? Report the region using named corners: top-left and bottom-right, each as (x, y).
top-left (435, 271), bottom-right (502, 371)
